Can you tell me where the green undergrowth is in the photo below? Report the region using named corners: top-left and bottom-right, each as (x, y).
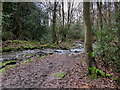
top-left (89, 67), bottom-right (111, 78)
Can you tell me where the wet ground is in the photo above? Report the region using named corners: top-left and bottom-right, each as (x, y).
top-left (1, 54), bottom-right (118, 88)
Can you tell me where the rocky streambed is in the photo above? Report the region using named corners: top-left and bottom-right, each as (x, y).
top-left (0, 42), bottom-right (84, 71)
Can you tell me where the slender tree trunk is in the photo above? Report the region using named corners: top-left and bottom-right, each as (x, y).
top-left (97, 2), bottom-right (103, 31)
top-left (107, 2), bottom-right (111, 29)
top-left (0, 2), bottom-right (2, 33)
top-left (83, 2), bottom-right (97, 68)
top-left (103, 2), bottom-right (108, 29)
top-left (91, 2), bottom-right (94, 26)
top-left (52, 2), bottom-right (58, 43)
top-left (104, 2), bottom-right (111, 30)
top-left (61, 1), bottom-right (65, 41)
top-left (67, 2), bottom-right (71, 40)
top-left (0, 2), bottom-right (2, 87)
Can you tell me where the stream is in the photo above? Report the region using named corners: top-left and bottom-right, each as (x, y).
top-left (1, 42), bottom-right (84, 68)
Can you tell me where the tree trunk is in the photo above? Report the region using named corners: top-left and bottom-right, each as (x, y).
top-left (107, 2), bottom-right (111, 29)
top-left (13, 2), bottom-right (23, 39)
top-left (52, 2), bottom-right (58, 43)
top-left (0, 2), bottom-right (2, 34)
top-left (67, 2), bottom-right (71, 40)
top-left (83, 2), bottom-right (97, 68)
top-left (91, 2), bottom-right (94, 26)
top-left (61, 1), bottom-right (65, 41)
top-left (97, 2), bottom-right (103, 31)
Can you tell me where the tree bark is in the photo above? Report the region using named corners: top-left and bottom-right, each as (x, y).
top-left (13, 2), bottom-right (24, 39)
top-left (83, 2), bottom-right (97, 68)
top-left (61, 1), bottom-right (65, 41)
top-left (91, 2), bottom-right (94, 26)
top-left (107, 2), bottom-right (111, 29)
top-left (97, 2), bottom-right (103, 31)
top-left (67, 2), bottom-right (71, 40)
top-left (52, 2), bottom-right (58, 43)
top-left (0, 2), bottom-right (2, 45)
top-left (0, 2), bottom-right (2, 33)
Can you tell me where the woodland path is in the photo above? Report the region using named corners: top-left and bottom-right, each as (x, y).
top-left (1, 54), bottom-right (118, 88)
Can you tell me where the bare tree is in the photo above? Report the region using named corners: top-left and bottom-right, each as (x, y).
top-left (97, 2), bottom-right (103, 31)
top-left (107, 2), bottom-right (111, 28)
top-left (52, 2), bottom-right (58, 43)
top-left (61, 1), bottom-right (65, 41)
top-left (66, 1), bottom-right (74, 40)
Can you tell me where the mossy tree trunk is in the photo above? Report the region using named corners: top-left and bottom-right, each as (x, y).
top-left (83, 2), bottom-right (97, 69)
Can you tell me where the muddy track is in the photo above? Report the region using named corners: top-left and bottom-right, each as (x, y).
top-left (1, 54), bottom-right (119, 88)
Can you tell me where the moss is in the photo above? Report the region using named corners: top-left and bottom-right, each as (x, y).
top-left (88, 67), bottom-right (111, 78)
top-left (3, 40), bottom-right (74, 52)
top-left (51, 44), bottom-right (59, 49)
top-left (38, 55), bottom-right (46, 58)
top-left (51, 72), bottom-right (66, 80)
top-left (10, 47), bottom-right (18, 51)
top-left (90, 52), bottom-right (95, 58)
top-left (43, 43), bottom-right (52, 48)
top-left (0, 65), bottom-right (17, 73)
top-left (21, 59), bottom-right (33, 63)
top-left (25, 53), bottom-right (32, 56)
top-left (0, 48), bottom-right (2, 52)
top-left (0, 60), bottom-right (16, 68)
top-left (105, 74), bottom-right (112, 77)
top-left (54, 51), bottom-right (62, 53)
top-left (12, 40), bottom-right (27, 44)
top-left (0, 68), bottom-right (6, 73)
top-left (7, 65), bottom-right (17, 69)
top-left (2, 47), bottom-right (11, 52)
top-left (42, 43), bottom-right (59, 49)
